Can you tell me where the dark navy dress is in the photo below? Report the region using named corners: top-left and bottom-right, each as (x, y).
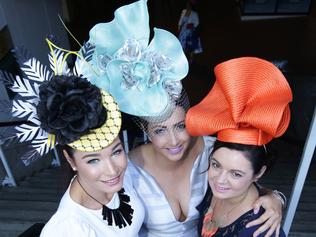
top-left (196, 186), bottom-right (286, 237)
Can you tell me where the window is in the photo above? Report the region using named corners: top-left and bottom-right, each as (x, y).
top-left (239, 0), bottom-right (311, 16)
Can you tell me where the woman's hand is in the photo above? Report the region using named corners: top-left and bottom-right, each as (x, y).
top-left (246, 192), bottom-right (283, 237)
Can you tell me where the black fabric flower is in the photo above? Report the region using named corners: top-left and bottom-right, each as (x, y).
top-left (37, 75), bottom-right (106, 145)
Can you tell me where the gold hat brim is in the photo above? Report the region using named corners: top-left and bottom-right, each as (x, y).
top-left (68, 91), bottom-right (122, 151)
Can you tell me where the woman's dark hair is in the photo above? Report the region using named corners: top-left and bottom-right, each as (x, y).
top-left (59, 144), bottom-right (76, 159)
top-left (186, 0), bottom-right (197, 11)
top-left (210, 140), bottom-right (274, 175)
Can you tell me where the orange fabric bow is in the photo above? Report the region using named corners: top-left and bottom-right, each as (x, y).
top-left (186, 57), bottom-right (292, 145)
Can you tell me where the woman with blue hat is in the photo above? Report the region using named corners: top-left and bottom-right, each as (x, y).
top-left (80, 1), bottom-right (286, 236)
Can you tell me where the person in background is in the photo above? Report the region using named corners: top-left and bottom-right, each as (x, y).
top-left (178, 0), bottom-right (203, 64)
top-left (185, 57), bottom-right (291, 236)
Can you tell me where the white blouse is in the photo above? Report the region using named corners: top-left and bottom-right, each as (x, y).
top-left (129, 136), bottom-right (215, 237)
top-left (178, 9), bottom-right (200, 28)
top-left (40, 161), bottom-right (145, 237)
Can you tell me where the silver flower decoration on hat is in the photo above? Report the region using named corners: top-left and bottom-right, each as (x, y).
top-left (110, 39), bottom-right (174, 92)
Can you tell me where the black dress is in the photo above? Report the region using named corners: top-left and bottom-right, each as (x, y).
top-left (196, 186), bottom-right (286, 237)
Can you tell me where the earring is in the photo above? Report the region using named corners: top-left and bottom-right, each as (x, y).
top-left (72, 167), bottom-right (77, 171)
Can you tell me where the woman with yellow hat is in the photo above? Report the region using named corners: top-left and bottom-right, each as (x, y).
top-left (186, 57), bottom-right (291, 236)
top-left (0, 38), bottom-right (145, 236)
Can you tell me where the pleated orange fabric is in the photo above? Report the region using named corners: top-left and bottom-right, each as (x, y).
top-left (185, 57), bottom-right (293, 145)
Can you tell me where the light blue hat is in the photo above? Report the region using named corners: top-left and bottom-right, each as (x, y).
top-left (79, 0), bottom-right (188, 117)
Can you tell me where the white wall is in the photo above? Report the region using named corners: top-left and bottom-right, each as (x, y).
top-left (0, 0), bottom-right (70, 65)
top-left (0, 3), bottom-right (6, 30)
top-left (0, 0), bottom-right (70, 183)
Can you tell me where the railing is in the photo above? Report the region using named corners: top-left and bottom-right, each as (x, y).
top-left (283, 106), bottom-right (316, 235)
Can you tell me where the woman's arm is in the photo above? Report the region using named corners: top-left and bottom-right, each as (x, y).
top-left (239, 220), bottom-right (285, 237)
top-left (246, 185), bottom-right (285, 237)
top-left (178, 9), bottom-right (186, 32)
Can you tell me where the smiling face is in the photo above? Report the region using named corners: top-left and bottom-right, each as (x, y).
top-left (64, 137), bottom-right (127, 198)
top-left (147, 106), bottom-right (191, 162)
top-left (208, 147), bottom-right (265, 201)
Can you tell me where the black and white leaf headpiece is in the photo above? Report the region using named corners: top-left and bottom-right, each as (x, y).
top-left (0, 39), bottom-right (103, 165)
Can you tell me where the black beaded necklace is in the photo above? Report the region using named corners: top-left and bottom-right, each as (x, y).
top-left (76, 177), bottom-right (134, 228)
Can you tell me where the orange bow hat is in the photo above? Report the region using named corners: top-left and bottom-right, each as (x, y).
top-left (185, 57), bottom-right (293, 145)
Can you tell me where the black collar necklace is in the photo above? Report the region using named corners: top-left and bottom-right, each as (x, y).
top-left (76, 177), bottom-right (134, 228)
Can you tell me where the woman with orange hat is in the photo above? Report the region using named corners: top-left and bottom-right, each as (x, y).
top-left (185, 57), bottom-right (291, 236)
